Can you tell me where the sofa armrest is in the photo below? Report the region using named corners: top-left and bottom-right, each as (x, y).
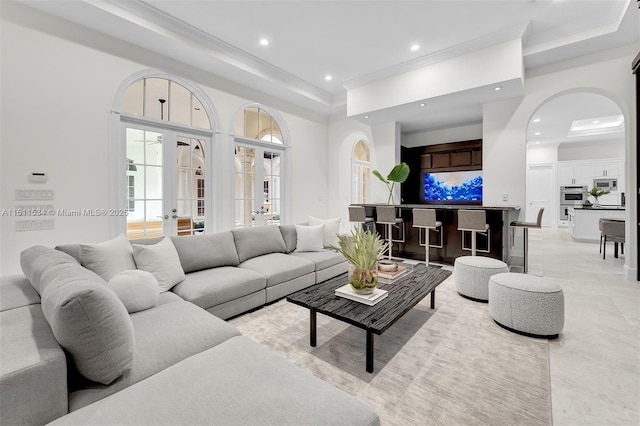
top-left (0, 305), bottom-right (68, 425)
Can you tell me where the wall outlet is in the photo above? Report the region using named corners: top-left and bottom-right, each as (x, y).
top-left (502, 193), bottom-right (509, 202)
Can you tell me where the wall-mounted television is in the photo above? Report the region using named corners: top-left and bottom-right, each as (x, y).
top-left (423, 171), bottom-right (483, 203)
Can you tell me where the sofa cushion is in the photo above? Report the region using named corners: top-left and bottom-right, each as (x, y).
top-left (40, 262), bottom-right (134, 385)
top-left (170, 232), bottom-right (240, 273)
top-left (80, 235), bottom-right (137, 282)
top-left (290, 250), bottom-right (347, 271)
top-left (309, 216), bottom-right (341, 247)
top-left (53, 336), bottom-right (380, 426)
top-left (20, 245), bottom-right (78, 295)
top-left (132, 237), bottom-right (185, 292)
top-left (0, 305), bottom-right (68, 425)
top-left (239, 253), bottom-right (314, 287)
top-left (172, 267), bottom-right (266, 310)
top-left (278, 224), bottom-right (297, 253)
top-left (232, 226), bottom-right (287, 263)
top-left (295, 224), bottom-right (325, 252)
top-left (107, 270), bottom-right (159, 314)
top-left (0, 274), bottom-right (41, 312)
top-left (68, 301), bottom-right (241, 411)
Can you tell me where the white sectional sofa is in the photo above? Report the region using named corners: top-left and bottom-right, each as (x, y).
top-left (0, 225), bottom-right (378, 425)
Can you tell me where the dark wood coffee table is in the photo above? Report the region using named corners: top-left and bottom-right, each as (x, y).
top-left (286, 263), bottom-right (452, 373)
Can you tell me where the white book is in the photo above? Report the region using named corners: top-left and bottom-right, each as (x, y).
top-left (335, 284), bottom-right (388, 306)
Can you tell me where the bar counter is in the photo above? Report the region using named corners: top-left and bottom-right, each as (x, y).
top-left (358, 204), bottom-right (520, 265)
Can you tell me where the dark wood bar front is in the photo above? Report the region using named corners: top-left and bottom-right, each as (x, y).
top-left (359, 204), bottom-right (519, 265)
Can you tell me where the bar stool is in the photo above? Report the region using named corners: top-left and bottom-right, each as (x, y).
top-left (376, 205), bottom-right (404, 260)
top-left (510, 208), bottom-right (544, 273)
top-left (348, 206), bottom-right (374, 232)
top-left (458, 209), bottom-right (489, 256)
top-left (412, 209), bottom-right (443, 266)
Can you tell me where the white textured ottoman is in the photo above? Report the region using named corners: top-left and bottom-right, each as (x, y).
top-left (454, 256), bottom-right (509, 301)
top-left (488, 273), bottom-right (564, 338)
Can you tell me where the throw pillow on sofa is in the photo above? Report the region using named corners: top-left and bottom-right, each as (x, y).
top-left (294, 224), bottom-right (325, 252)
top-left (80, 235), bottom-right (136, 281)
top-left (308, 216), bottom-right (341, 247)
top-left (39, 261), bottom-right (135, 385)
top-left (132, 237), bottom-right (185, 292)
top-left (108, 270), bottom-right (160, 313)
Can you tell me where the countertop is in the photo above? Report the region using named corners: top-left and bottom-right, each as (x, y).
top-left (360, 204), bottom-right (520, 211)
top-left (569, 205), bottom-right (626, 211)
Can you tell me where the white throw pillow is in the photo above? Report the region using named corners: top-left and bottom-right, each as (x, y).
top-left (132, 238), bottom-right (185, 292)
top-left (308, 216), bottom-right (341, 247)
top-left (295, 224), bottom-right (325, 252)
top-left (108, 270), bottom-right (160, 313)
top-left (80, 234), bottom-right (136, 281)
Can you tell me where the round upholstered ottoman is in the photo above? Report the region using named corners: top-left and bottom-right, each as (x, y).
top-left (454, 256), bottom-right (509, 301)
top-left (488, 273), bottom-right (564, 338)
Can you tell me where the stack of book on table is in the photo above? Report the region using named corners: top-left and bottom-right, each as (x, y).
top-left (335, 284), bottom-right (388, 306)
top-left (377, 263), bottom-right (412, 283)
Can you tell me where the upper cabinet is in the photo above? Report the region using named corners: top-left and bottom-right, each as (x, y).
top-left (558, 162), bottom-right (591, 186)
top-left (558, 158), bottom-right (624, 190)
top-left (590, 160), bottom-right (621, 178)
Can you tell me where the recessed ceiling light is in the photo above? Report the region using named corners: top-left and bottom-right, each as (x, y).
top-left (325, 75), bottom-right (332, 81)
top-left (535, 142), bottom-right (541, 145)
top-left (533, 118), bottom-right (541, 123)
top-left (410, 44), bottom-right (420, 52)
top-left (259, 39), bottom-right (269, 46)
top-left (534, 132), bottom-right (541, 136)
top-left (364, 115), bottom-right (370, 119)
top-left (592, 120), bottom-right (600, 124)
top-left (419, 103), bottom-right (426, 107)
top-left (494, 86), bottom-right (502, 91)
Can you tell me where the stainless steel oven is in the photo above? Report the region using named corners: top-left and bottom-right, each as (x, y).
top-left (560, 185), bottom-right (587, 220)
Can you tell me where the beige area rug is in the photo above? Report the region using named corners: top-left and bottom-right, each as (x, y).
top-left (230, 273), bottom-right (552, 426)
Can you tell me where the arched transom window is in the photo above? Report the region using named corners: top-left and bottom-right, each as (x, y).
top-left (352, 140), bottom-right (371, 203)
top-left (122, 77), bottom-right (211, 129)
top-left (234, 106), bottom-right (282, 144)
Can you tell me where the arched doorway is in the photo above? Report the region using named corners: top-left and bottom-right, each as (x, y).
top-left (526, 91), bottom-right (625, 228)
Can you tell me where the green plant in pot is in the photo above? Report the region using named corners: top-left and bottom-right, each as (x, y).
top-left (373, 163), bottom-right (410, 205)
top-left (330, 227), bottom-right (388, 294)
top-left (588, 187), bottom-right (610, 207)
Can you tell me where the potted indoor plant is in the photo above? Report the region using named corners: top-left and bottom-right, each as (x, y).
top-left (330, 227), bottom-right (388, 294)
top-left (588, 187), bottom-right (610, 207)
top-left (373, 163), bottom-right (410, 205)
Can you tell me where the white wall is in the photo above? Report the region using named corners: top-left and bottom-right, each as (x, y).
top-left (482, 44), bottom-right (638, 278)
top-left (0, 7), bottom-right (330, 274)
top-left (557, 141), bottom-right (625, 161)
top-left (527, 144), bottom-right (559, 164)
top-left (401, 123), bottom-right (482, 147)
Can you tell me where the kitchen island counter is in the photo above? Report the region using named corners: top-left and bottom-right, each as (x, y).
top-left (568, 206), bottom-right (625, 242)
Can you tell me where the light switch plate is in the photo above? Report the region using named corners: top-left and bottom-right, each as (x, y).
top-left (502, 194), bottom-right (509, 201)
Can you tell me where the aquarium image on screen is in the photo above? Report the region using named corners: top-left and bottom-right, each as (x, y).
top-left (423, 171), bottom-right (483, 202)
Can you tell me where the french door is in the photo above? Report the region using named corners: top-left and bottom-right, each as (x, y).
top-left (234, 141), bottom-right (283, 228)
top-left (123, 123), bottom-right (211, 239)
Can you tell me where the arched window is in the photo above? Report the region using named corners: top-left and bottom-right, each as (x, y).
top-left (233, 105), bottom-right (287, 228)
top-left (352, 140), bottom-right (371, 203)
top-left (117, 74), bottom-right (214, 239)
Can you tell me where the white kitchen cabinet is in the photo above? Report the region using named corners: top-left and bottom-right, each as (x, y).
top-left (590, 159), bottom-right (622, 178)
top-left (558, 162), bottom-right (591, 186)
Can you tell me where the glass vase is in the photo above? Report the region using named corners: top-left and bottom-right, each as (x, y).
top-left (349, 265), bottom-right (378, 294)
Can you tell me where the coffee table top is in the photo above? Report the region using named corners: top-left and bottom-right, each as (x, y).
top-left (286, 264), bottom-right (452, 335)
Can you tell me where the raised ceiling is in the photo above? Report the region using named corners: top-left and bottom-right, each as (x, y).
top-left (16, 0), bottom-right (640, 134)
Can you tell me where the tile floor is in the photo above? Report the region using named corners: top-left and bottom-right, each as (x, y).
top-left (526, 227), bottom-right (639, 425)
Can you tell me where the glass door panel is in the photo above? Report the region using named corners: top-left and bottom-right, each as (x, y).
top-left (126, 128), bottom-right (165, 239)
top-left (175, 136), bottom-right (206, 236)
top-left (234, 146), bottom-right (256, 227)
top-left (234, 144), bottom-right (283, 228)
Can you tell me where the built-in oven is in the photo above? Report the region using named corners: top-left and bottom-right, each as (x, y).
top-left (560, 185), bottom-right (588, 221)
